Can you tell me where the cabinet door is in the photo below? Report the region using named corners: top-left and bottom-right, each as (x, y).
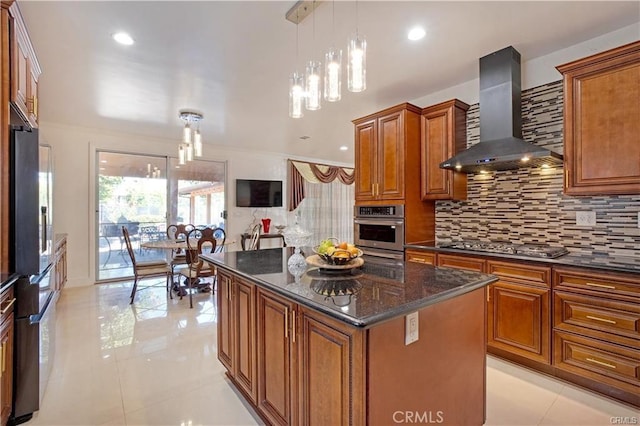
top-left (11, 24), bottom-right (29, 118)
top-left (234, 277), bottom-right (257, 403)
top-left (377, 110), bottom-right (405, 200)
top-left (354, 119), bottom-right (377, 201)
top-left (558, 42), bottom-right (640, 195)
top-left (257, 289), bottom-right (297, 426)
top-left (0, 314), bottom-right (14, 426)
top-left (298, 308), bottom-right (362, 426)
top-left (488, 282), bottom-right (551, 364)
top-left (437, 253), bottom-right (485, 272)
top-left (216, 269), bottom-right (234, 372)
top-left (421, 100), bottom-right (469, 200)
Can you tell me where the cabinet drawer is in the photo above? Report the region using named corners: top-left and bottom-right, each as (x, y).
top-left (554, 291), bottom-right (640, 346)
top-left (554, 267), bottom-right (640, 300)
top-left (488, 260), bottom-right (551, 288)
top-left (405, 250), bottom-right (436, 266)
top-left (437, 254), bottom-right (485, 272)
top-left (554, 331), bottom-right (640, 396)
top-left (0, 287), bottom-right (15, 324)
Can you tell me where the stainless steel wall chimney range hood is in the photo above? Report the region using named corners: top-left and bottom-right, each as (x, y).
top-left (440, 46), bottom-right (563, 173)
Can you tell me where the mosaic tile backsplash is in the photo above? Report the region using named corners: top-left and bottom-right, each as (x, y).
top-left (435, 81), bottom-right (640, 258)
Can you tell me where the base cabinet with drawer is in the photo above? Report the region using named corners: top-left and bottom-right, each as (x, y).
top-left (553, 267), bottom-right (640, 407)
top-left (0, 286), bottom-right (15, 426)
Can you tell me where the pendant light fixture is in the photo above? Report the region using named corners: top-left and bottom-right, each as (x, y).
top-left (324, 0), bottom-right (342, 102)
top-left (305, 1), bottom-right (322, 111)
top-left (289, 10), bottom-right (304, 118)
top-left (178, 110), bottom-right (203, 165)
top-left (348, 0), bottom-right (366, 92)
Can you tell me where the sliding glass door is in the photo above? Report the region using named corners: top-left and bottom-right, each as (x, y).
top-left (96, 152), bottom-right (226, 282)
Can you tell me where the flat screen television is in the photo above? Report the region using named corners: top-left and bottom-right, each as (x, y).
top-left (236, 179), bottom-right (283, 208)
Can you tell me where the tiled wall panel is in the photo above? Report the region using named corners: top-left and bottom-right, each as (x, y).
top-left (435, 81), bottom-right (640, 258)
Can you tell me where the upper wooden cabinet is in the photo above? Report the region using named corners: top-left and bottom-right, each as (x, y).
top-left (420, 99), bottom-right (469, 200)
top-left (556, 41), bottom-right (640, 195)
top-left (353, 103), bottom-right (421, 202)
top-left (8, 1), bottom-right (40, 128)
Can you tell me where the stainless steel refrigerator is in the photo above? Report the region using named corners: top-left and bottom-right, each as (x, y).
top-left (10, 126), bottom-right (57, 424)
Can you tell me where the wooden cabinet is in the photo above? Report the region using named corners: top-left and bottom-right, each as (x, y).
top-left (54, 235), bottom-right (67, 291)
top-left (297, 307), bottom-right (363, 425)
top-left (420, 99), bottom-right (470, 200)
top-left (8, 2), bottom-right (41, 128)
top-left (256, 288), bottom-right (297, 426)
top-left (556, 41), bottom-right (640, 195)
top-left (353, 103), bottom-right (421, 202)
top-left (405, 249), bottom-right (436, 265)
top-left (0, 285), bottom-right (15, 426)
top-left (553, 267), bottom-right (640, 407)
top-left (216, 268), bottom-right (258, 404)
top-left (486, 261), bottom-right (552, 365)
top-left (437, 253), bottom-right (486, 272)
top-left (216, 269), bottom-right (234, 372)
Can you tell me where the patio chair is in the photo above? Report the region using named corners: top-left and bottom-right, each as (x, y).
top-left (122, 226), bottom-right (172, 304)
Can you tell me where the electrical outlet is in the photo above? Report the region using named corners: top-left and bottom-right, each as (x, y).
top-left (405, 312), bottom-right (419, 345)
top-left (576, 211), bottom-right (596, 227)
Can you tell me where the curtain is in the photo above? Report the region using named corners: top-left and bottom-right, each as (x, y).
top-left (288, 160), bottom-right (354, 211)
top-left (297, 180), bottom-right (354, 247)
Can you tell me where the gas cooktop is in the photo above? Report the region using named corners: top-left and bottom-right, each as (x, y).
top-left (439, 241), bottom-right (569, 259)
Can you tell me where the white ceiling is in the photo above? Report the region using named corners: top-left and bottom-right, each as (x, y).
top-left (18, 1), bottom-right (640, 164)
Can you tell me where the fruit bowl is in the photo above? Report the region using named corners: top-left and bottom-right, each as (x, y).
top-left (312, 246), bottom-right (363, 265)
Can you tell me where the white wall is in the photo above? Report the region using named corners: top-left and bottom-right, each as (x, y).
top-left (410, 23), bottom-right (640, 107)
top-left (40, 122), bottom-right (349, 287)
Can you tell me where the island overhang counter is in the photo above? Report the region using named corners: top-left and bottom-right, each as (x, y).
top-left (201, 248), bottom-right (498, 426)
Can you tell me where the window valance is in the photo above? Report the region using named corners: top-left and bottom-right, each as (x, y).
top-left (287, 160), bottom-right (354, 211)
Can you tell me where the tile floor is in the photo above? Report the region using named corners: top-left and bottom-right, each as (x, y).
top-left (26, 279), bottom-right (638, 426)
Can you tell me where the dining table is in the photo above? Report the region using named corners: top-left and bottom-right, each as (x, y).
top-left (140, 237), bottom-right (234, 295)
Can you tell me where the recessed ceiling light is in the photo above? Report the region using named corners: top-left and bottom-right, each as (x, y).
top-left (407, 27), bottom-right (426, 41)
top-left (339, 146), bottom-right (348, 151)
top-left (112, 32), bottom-right (134, 46)
top-left (100, 160), bottom-right (107, 163)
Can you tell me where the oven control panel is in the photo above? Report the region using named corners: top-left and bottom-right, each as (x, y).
top-left (355, 205), bottom-right (404, 218)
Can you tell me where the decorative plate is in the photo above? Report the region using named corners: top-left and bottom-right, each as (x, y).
top-left (305, 254), bottom-right (364, 272)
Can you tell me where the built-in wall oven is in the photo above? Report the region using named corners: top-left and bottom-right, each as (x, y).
top-left (354, 205), bottom-right (404, 261)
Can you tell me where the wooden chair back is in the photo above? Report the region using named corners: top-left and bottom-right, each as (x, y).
top-left (166, 223), bottom-right (195, 240)
top-left (246, 224), bottom-right (261, 250)
top-left (210, 227), bottom-right (226, 252)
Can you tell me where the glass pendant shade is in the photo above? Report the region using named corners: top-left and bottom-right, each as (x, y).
top-left (185, 143), bottom-right (194, 162)
top-left (289, 72), bottom-right (304, 118)
top-left (305, 60), bottom-right (322, 110)
top-left (348, 34), bottom-right (366, 92)
top-left (194, 129), bottom-right (203, 157)
top-left (324, 48), bottom-right (342, 102)
top-left (178, 144), bottom-right (186, 165)
top-left (183, 124), bottom-right (192, 144)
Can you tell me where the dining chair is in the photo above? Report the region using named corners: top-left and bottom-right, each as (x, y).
top-left (178, 227), bottom-right (218, 308)
top-left (122, 226), bottom-right (172, 304)
top-left (211, 227), bottom-right (226, 252)
top-left (166, 223), bottom-right (195, 283)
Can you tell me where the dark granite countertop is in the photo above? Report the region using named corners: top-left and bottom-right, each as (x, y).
top-left (406, 242), bottom-right (640, 275)
top-left (201, 248), bottom-right (497, 328)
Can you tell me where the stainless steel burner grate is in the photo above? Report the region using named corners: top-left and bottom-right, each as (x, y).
top-left (439, 241), bottom-right (568, 258)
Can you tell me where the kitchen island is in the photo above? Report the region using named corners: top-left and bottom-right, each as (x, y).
top-left (202, 248), bottom-right (498, 426)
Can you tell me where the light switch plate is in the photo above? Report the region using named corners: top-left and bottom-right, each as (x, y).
top-left (405, 312), bottom-right (419, 345)
top-left (576, 211), bottom-right (596, 227)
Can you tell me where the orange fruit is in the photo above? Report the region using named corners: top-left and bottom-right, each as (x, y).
top-left (338, 241), bottom-right (348, 250)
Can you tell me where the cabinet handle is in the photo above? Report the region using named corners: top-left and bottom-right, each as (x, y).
top-left (284, 307), bottom-right (289, 339)
top-left (585, 315), bottom-right (616, 324)
top-left (487, 287), bottom-right (491, 303)
top-left (410, 258), bottom-right (426, 263)
top-left (585, 282), bottom-right (616, 290)
top-left (226, 279), bottom-right (231, 300)
top-left (0, 298), bottom-right (16, 315)
top-left (564, 168), bottom-right (569, 187)
top-left (585, 357), bottom-right (616, 369)
top-left (291, 310), bottom-right (296, 343)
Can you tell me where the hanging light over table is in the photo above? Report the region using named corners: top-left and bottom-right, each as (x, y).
top-left (178, 110), bottom-right (203, 165)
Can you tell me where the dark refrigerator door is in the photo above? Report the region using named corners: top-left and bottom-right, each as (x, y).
top-left (11, 126), bottom-right (40, 277)
top-left (12, 273), bottom-right (56, 424)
